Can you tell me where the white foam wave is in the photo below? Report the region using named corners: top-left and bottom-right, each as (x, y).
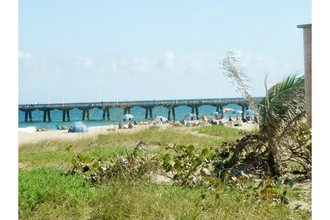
top-left (18, 126), bottom-right (37, 133)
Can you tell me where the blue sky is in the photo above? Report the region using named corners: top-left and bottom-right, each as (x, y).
top-left (18, 0), bottom-right (311, 104)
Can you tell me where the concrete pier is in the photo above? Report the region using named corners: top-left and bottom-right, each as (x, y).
top-left (19, 97), bottom-right (264, 122)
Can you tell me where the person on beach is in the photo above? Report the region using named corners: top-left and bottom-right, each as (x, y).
top-left (60, 124), bottom-right (67, 130)
top-left (118, 122), bottom-right (123, 129)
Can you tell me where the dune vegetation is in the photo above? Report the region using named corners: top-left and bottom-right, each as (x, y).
top-left (19, 125), bottom-right (311, 220)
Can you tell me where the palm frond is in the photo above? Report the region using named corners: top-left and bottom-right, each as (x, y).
top-left (220, 51), bottom-right (258, 114)
top-left (260, 73), bottom-right (306, 138)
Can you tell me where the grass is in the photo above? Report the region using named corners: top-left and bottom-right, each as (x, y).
top-left (19, 168), bottom-right (310, 220)
top-left (196, 124), bottom-right (246, 137)
top-left (19, 125), bottom-right (311, 219)
top-left (19, 168), bottom-right (95, 219)
top-left (19, 126), bottom-right (238, 170)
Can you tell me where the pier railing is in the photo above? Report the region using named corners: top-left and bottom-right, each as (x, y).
top-left (19, 97), bottom-right (264, 109)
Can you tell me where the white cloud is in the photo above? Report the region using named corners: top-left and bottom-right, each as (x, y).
top-left (74, 57), bottom-right (93, 66)
top-left (19, 51), bottom-right (33, 60)
top-left (18, 50), bottom-right (303, 103)
top-left (221, 50), bottom-right (303, 95)
top-left (162, 51), bottom-right (175, 68)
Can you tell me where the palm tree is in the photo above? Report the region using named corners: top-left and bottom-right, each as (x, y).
top-left (220, 52), bottom-right (309, 178)
top-left (259, 74), bottom-right (306, 177)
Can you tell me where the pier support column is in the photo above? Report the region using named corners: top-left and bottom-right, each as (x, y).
top-left (67, 110), bottom-right (70, 121)
top-left (86, 110), bottom-right (90, 120)
top-left (124, 108), bottom-right (131, 115)
top-left (62, 110), bottom-right (71, 122)
top-left (103, 109), bottom-right (110, 120)
top-left (29, 111), bottom-right (32, 121)
top-left (24, 111), bottom-right (33, 122)
top-left (168, 106), bottom-right (175, 121)
top-left (149, 108), bottom-right (153, 119)
top-left (191, 107), bottom-right (195, 120)
top-left (43, 110), bottom-right (51, 122)
top-left (144, 107), bottom-right (154, 119)
top-left (82, 109), bottom-right (90, 121)
top-left (145, 108), bottom-right (149, 119)
top-left (190, 106), bottom-right (199, 119)
top-left (216, 106), bottom-right (223, 113)
top-left (241, 106), bottom-right (245, 119)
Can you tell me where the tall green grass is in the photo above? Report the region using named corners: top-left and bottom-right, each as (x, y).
top-left (19, 168), bottom-right (310, 220)
top-left (19, 168), bottom-right (95, 219)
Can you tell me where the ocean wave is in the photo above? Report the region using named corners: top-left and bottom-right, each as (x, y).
top-left (18, 126), bottom-right (37, 133)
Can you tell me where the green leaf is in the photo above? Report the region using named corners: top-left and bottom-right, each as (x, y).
top-left (174, 162), bottom-right (181, 170)
top-left (77, 154), bottom-right (92, 163)
top-left (163, 153), bottom-right (171, 162)
top-left (186, 145), bottom-right (195, 156)
top-left (71, 158), bottom-right (77, 165)
top-left (193, 158), bottom-right (202, 166)
top-left (162, 161), bottom-right (172, 172)
top-left (201, 148), bottom-right (209, 156)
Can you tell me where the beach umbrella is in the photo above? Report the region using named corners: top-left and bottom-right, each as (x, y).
top-left (123, 114), bottom-right (134, 120)
top-left (68, 121), bottom-right (88, 133)
top-left (222, 108), bottom-right (235, 113)
top-left (155, 115), bottom-right (168, 122)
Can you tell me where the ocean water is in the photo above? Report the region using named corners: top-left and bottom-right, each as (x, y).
top-left (18, 103), bottom-right (252, 130)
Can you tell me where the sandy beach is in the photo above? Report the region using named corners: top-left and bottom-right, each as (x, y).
top-left (18, 122), bottom-right (259, 146)
top-left (18, 124), bottom-right (149, 146)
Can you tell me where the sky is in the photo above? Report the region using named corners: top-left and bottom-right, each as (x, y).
top-left (18, 0), bottom-right (311, 104)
